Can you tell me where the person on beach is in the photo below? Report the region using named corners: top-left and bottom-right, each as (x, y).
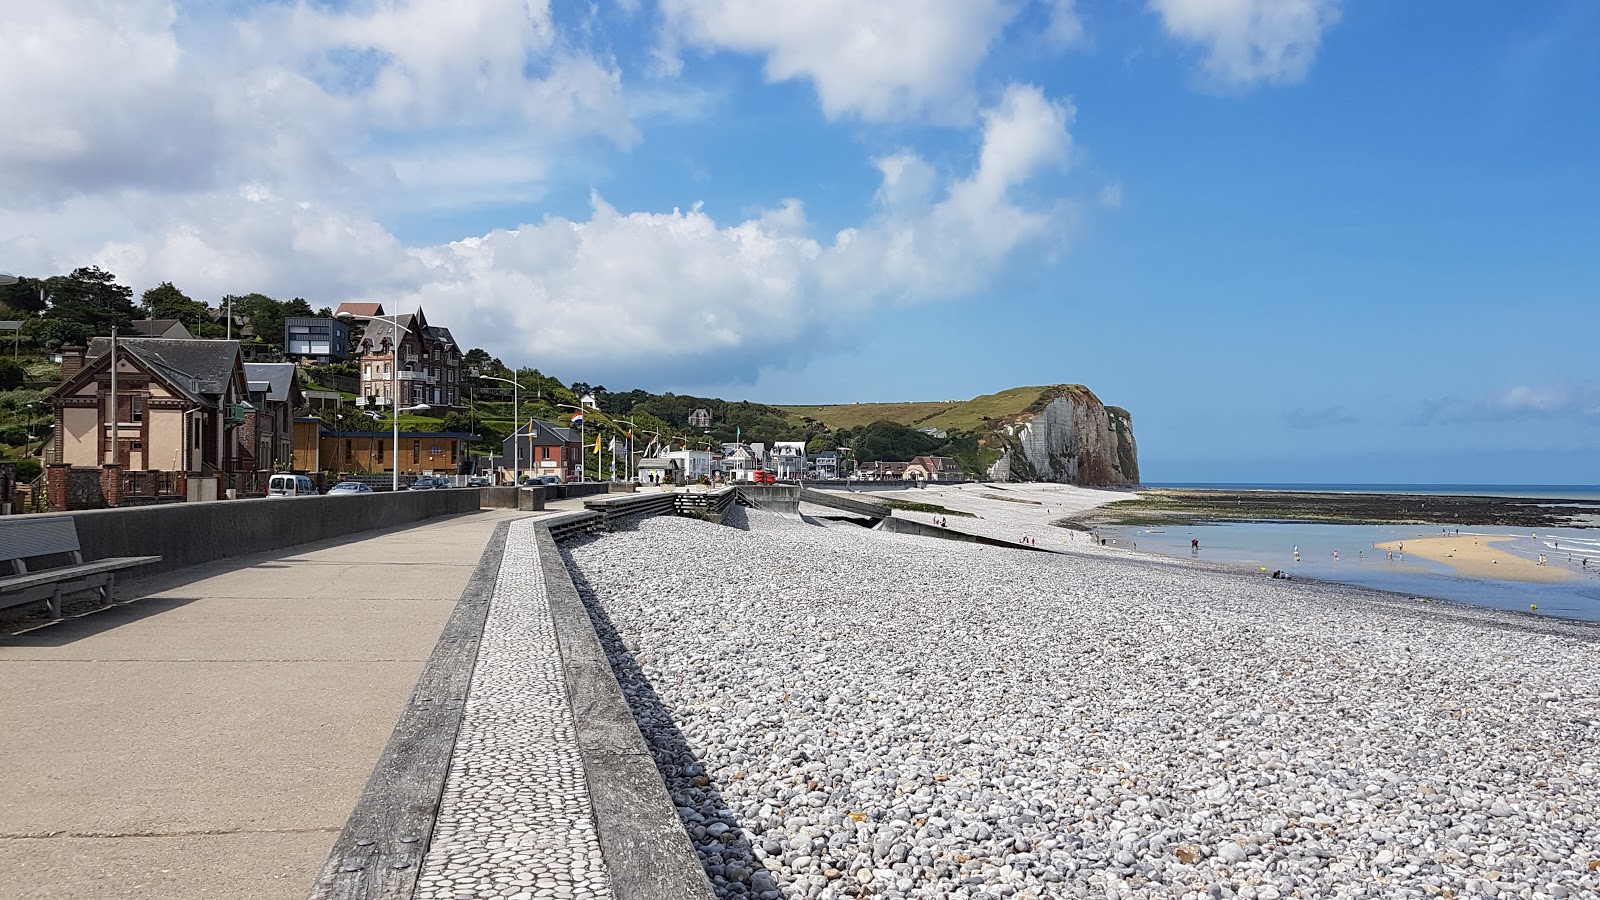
top-left (1387, 550), bottom-right (1393, 562)
top-left (1333, 550), bottom-right (1339, 561)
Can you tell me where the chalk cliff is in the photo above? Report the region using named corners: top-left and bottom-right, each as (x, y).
top-left (983, 386), bottom-right (1139, 487)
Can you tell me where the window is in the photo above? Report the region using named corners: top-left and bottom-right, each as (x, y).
top-left (376, 442), bottom-right (384, 462)
top-left (412, 440), bottom-right (420, 464)
top-left (541, 446), bottom-right (550, 461)
top-left (345, 440), bottom-right (352, 462)
top-left (450, 443), bottom-right (457, 463)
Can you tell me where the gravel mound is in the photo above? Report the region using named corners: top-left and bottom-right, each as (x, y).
top-left (563, 511), bottom-right (1600, 900)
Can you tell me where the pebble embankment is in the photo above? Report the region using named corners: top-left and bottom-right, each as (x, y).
top-left (563, 508), bottom-right (1600, 900)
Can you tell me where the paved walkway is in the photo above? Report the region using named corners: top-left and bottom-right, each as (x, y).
top-left (0, 508), bottom-right (531, 900)
top-left (415, 518), bottom-right (610, 900)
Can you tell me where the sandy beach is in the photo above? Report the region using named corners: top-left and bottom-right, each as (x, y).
top-left (1375, 535), bottom-right (1575, 584)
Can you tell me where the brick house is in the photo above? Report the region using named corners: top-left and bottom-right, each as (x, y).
top-left (354, 306), bottom-right (463, 412)
top-left (500, 419), bottom-right (581, 483)
top-left (45, 338), bottom-right (255, 507)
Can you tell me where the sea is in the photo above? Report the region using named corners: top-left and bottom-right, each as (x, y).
top-left (1100, 484), bottom-right (1600, 622)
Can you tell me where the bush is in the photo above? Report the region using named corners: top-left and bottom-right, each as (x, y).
top-left (10, 458), bottom-right (41, 481)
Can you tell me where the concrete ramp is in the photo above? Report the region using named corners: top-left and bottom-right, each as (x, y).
top-left (796, 488), bottom-right (890, 520)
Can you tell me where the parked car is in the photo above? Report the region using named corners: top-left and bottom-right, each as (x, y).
top-left (267, 474), bottom-right (318, 497)
top-left (407, 477), bottom-right (438, 491)
top-left (535, 474), bottom-right (562, 485)
top-left (327, 481), bottom-right (374, 495)
top-left (467, 475), bottom-right (492, 487)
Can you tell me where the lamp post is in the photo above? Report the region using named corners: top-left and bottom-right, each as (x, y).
top-left (555, 399), bottom-right (595, 482)
top-left (475, 372), bottom-right (520, 485)
top-left (339, 310), bottom-right (424, 491)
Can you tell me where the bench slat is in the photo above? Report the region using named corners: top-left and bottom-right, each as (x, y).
top-left (0, 517), bottom-right (84, 561)
top-left (0, 557), bottom-right (161, 594)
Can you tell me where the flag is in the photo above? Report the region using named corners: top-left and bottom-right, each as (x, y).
top-left (593, 434), bottom-right (602, 453)
top-left (571, 412), bottom-right (583, 426)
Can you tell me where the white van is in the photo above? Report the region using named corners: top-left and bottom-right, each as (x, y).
top-left (267, 474), bottom-right (318, 497)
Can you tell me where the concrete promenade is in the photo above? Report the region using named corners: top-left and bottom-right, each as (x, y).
top-left (0, 508), bottom-right (530, 900)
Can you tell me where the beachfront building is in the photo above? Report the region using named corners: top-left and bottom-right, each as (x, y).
top-left (283, 316), bottom-right (351, 364)
top-left (771, 441), bottom-right (807, 479)
top-left (658, 448), bottom-right (717, 481)
top-left (908, 455), bottom-right (964, 481)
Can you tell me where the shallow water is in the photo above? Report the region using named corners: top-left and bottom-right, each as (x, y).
top-left (1097, 521), bottom-right (1600, 622)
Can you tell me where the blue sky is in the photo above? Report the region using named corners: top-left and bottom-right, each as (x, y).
top-left (2, 1), bottom-right (1596, 483)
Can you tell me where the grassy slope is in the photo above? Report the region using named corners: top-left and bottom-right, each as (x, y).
top-left (918, 386), bottom-right (1054, 433)
top-left (781, 387), bottom-right (1069, 435)
top-left (779, 401), bottom-right (959, 430)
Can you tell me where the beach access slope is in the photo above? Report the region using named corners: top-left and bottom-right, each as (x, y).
top-left (563, 503), bottom-right (1600, 900)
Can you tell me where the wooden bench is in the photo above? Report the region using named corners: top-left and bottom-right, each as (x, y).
top-left (1, 516), bottom-right (161, 619)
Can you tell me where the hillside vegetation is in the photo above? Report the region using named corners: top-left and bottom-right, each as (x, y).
top-left (780, 401), bottom-right (959, 431)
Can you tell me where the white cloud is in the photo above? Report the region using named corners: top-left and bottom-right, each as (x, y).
top-left (1045, 0), bottom-right (1087, 48)
top-left (0, 0), bottom-right (634, 205)
top-left (1149, 0), bottom-right (1341, 88)
top-left (657, 0), bottom-right (1018, 122)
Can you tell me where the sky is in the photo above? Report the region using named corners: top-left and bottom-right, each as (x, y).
top-left (2, 0), bottom-right (1597, 484)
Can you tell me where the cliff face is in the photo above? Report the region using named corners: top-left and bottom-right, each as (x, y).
top-left (984, 387), bottom-right (1139, 487)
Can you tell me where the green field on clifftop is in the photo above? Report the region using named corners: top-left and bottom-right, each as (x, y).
top-left (784, 386), bottom-right (1093, 435)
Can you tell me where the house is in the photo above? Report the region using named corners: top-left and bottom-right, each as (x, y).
top-left (243, 363), bottom-right (302, 472)
top-left (857, 460), bottom-right (909, 480)
top-left (354, 305), bottom-right (463, 412)
top-left (283, 316), bottom-right (351, 363)
top-left (44, 338), bottom-right (254, 507)
top-left (770, 441), bottom-right (807, 479)
top-left (128, 319), bottom-right (194, 340)
top-left (50, 339), bottom-right (251, 474)
top-left (814, 450), bottom-right (840, 479)
top-left (720, 443), bottom-right (763, 482)
top-left (658, 448), bottom-right (716, 481)
top-left (501, 419), bottom-right (582, 483)
top-left (688, 408), bottom-right (712, 428)
top-left (332, 302), bottom-right (384, 357)
top-left (321, 431), bottom-right (473, 477)
top-left (909, 455), bottom-right (963, 481)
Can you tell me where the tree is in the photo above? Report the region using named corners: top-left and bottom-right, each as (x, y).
top-left (0, 276), bottom-right (48, 314)
top-left (141, 281), bottom-right (215, 330)
top-left (38, 266), bottom-right (139, 347)
top-left (463, 347), bottom-right (500, 375)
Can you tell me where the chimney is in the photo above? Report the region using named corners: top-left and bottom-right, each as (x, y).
top-left (60, 346), bottom-right (86, 379)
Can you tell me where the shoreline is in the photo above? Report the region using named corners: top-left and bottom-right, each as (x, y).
top-left (1075, 487), bottom-right (1600, 529)
top-left (1374, 535), bottom-right (1576, 584)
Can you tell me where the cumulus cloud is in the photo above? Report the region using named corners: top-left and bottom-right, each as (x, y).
top-left (0, 0), bottom-right (634, 204)
top-left (656, 0), bottom-right (1019, 122)
top-left (1149, 0), bottom-right (1341, 88)
top-left (0, 4), bottom-right (1096, 387)
top-left (396, 84), bottom-right (1078, 381)
top-left (1045, 0), bottom-right (1088, 48)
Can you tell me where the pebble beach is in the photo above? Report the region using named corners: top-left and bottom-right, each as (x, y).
top-left (562, 490), bottom-right (1600, 900)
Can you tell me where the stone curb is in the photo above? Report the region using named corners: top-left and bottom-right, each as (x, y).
top-left (536, 525), bottom-right (717, 900)
top-left (306, 519), bottom-right (510, 900)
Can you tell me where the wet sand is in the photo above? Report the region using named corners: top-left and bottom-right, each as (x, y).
top-left (1374, 536), bottom-right (1574, 584)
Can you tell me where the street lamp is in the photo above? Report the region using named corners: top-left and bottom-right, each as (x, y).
top-left (475, 372), bottom-right (520, 485)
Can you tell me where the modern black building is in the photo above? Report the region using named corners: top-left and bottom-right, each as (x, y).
top-left (284, 317), bottom-right (351, 363)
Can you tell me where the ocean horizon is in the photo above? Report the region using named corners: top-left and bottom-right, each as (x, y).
top-left (1144, 482), bottom-right (1600, 502)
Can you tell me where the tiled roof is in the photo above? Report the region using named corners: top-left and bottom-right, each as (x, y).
top-left (244, 362), bottom-right (298, 402)
top-left (335, 302), bottom-right (385, 317)
top-left (88, 337), bottom-right (241, 401)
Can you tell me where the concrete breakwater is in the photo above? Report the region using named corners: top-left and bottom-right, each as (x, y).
top-left (564, 506), bottom-right (1600, 900)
